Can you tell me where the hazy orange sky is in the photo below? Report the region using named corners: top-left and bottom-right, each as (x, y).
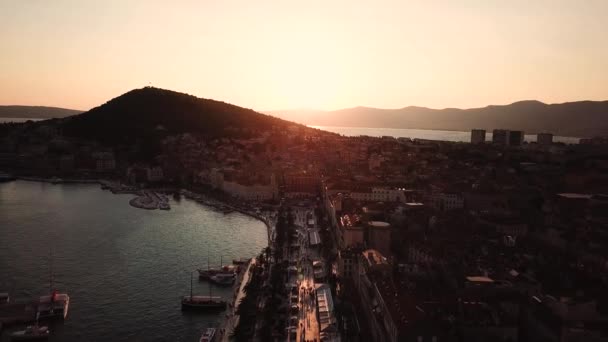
top-left (1, 0), bottom-right (607, 111)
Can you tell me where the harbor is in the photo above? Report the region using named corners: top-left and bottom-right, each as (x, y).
top-left (0, 180), bottom-right (269, 341)
top-left (129, 190), bottom-right (171, 210)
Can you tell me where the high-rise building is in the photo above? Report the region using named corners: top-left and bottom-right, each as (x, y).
top-left (537, 133), bottom-right (553, 145)
top-left (493, 129), bottom-right (524, 146)
top-left (492, 129), bottom-right (510, 145)
top-left (471, 129), bottom-right (486, 144)
top-left (509, 130), bottom-right (524, 146)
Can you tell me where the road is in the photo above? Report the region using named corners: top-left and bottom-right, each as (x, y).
top-left (293, 207), bottom-right (320, 342)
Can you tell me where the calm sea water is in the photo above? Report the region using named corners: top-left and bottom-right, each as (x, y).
top-left (0, 181), bottom-right (267, 342)
top-left (312, 126), bottom-right (581, 144)
top-left (0, 117), bottom-right (43, 123)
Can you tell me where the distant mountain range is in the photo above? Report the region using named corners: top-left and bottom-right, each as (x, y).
top-left (4, 98), bottom-right (607, 137)
top-left (267, 100), bottom-right (608, 137)
top-left (0, 105), bottom-right (83, 119)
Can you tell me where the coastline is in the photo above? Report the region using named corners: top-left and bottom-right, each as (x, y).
top-left (17, 176), bottom-right (102, 184)
top-left (180, 189), bottom-right (275, 245)
top-left (9, 176), bottom-right (274, 243)
top-left (1, 178), bottom-right (270, 341)
top-left (216, 258), bottom-right (255, 341)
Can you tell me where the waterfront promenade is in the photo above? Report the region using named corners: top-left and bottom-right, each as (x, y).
top-left (216, 258), bottom-right (255, 342)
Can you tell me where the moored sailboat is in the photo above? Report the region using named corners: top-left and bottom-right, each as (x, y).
top-left (181, 272), bottom-right (226, 311)
top-left (37, 252), bottom-right (69, 320)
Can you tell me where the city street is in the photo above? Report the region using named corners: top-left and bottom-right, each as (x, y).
top-left (293, 207), bottom-right (321, 342)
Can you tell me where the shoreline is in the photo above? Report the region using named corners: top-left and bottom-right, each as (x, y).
top-left (4, 177), bottom-right (274, 340)
top-left (216, 258), bottom-right (255, 341)
top-left (9, 176), bottom-right (274, 245)
top-left (180, 189), bottom-right (275, 245)
top-left (309, 125), bottom-right (586, 139)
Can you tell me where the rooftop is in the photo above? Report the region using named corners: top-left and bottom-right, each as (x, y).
top-left (368, 221), bottom-right (390, 228)
top-left (362, 249), bottom-right (388, 267)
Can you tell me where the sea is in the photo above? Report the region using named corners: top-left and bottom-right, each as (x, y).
top-left (311, 125), bottom-right (582, 144)
top-left (1, 118), bottom-right (581, 144)
top-left (0, 118), bottom-right (43, 123)
top-left (0, 181), bottom-right (268, 342)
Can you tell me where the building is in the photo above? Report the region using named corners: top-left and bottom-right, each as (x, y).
top-left (478, 214), bottom-right (528, 236)
top-left (337, 248), bottom-right (360, 279)
top-left (354, 249), bottom-right (392, 342)
top-left (492, 129), bottom-right (510, 145)
top-left (492, 129), bottom-right (524, 146)
top-left (367, 221), bottom-right (392, 257)
top-left (471, 129), bottom-right (486, 144)
top-left (282, 171), bottom-right (319, 194)
top-left (509, 130), bottom-right (524, 146)
top-left (147, 166), bottom-right (164, 182)
top-left (537, 133), bottom-right (553, 145)
top-left (339, 214), bottom-right (365, 249)
top-left (351, 187), bottom-right (413, 203)
top-left (430, 192), bottom-right (464, 211)
top-left (93, 152), bottom-right (116, 172)
top-left (315, 283), bottom-right (339, 341)
top-left (127, 165), bottom-right (163, 183)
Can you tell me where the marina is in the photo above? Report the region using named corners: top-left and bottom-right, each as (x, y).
top-left (0, 181), bottom-right (268, 341)
top-left (128, 190), bottom-right (171, 210)
top-left (182, 272), bottom-right (227, 311)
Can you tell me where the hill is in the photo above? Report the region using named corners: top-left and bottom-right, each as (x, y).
top-left (0, 105), bottom-right (83, 119)
top-left (62, 87), bottom-right (310, 146)
top-left (268, 100), bottom-right (608, 137)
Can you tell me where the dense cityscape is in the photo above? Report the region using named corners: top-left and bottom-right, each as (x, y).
top-left (2, 1), bottom-right (608, 341)
top-left (2, 96), bottom-right (608, 341)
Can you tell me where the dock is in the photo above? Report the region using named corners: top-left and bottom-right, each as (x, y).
top-left (129, 190), bottom-right (171, 210)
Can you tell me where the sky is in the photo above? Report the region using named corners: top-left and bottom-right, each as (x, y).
top-left (0, 0), bottom-right (607, 112)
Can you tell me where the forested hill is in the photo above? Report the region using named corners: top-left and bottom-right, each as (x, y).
top-left (62, 87), bottom-right (309, 145)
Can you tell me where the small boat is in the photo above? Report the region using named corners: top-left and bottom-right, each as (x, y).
top-left (10, 325), bottom-right (50, 341)
top-left (182, 272), bottom-right (227, 311)
top-left (38, 291), bottom-right (70, 320)
top-left (0, 292), bottom-right (9, 304)
top-left (209, 273), bottom-right (235, 286)
top-left (199, 327), bottom-right (216, 342)
top-left (232, 258), bottom-right (250, 265)
top-left (38, 253), bottom-right (70, 320)
top-left (197, 268), bottom-right (223, 280)
top-left (181, 295), bottom-right (227, 310)
top-left (36, 253), bottom-right (70, 319)
top-left (198, 258), bottom-right (236, 280)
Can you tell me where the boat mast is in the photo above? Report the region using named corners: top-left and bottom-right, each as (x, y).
top-left (49, 250), bottom-right (54, 294)
top-left (207, 251), bottom-right (212, 299)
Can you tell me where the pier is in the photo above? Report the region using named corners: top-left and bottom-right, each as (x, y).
top-left (129, 190), bottom-right (171, 210)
